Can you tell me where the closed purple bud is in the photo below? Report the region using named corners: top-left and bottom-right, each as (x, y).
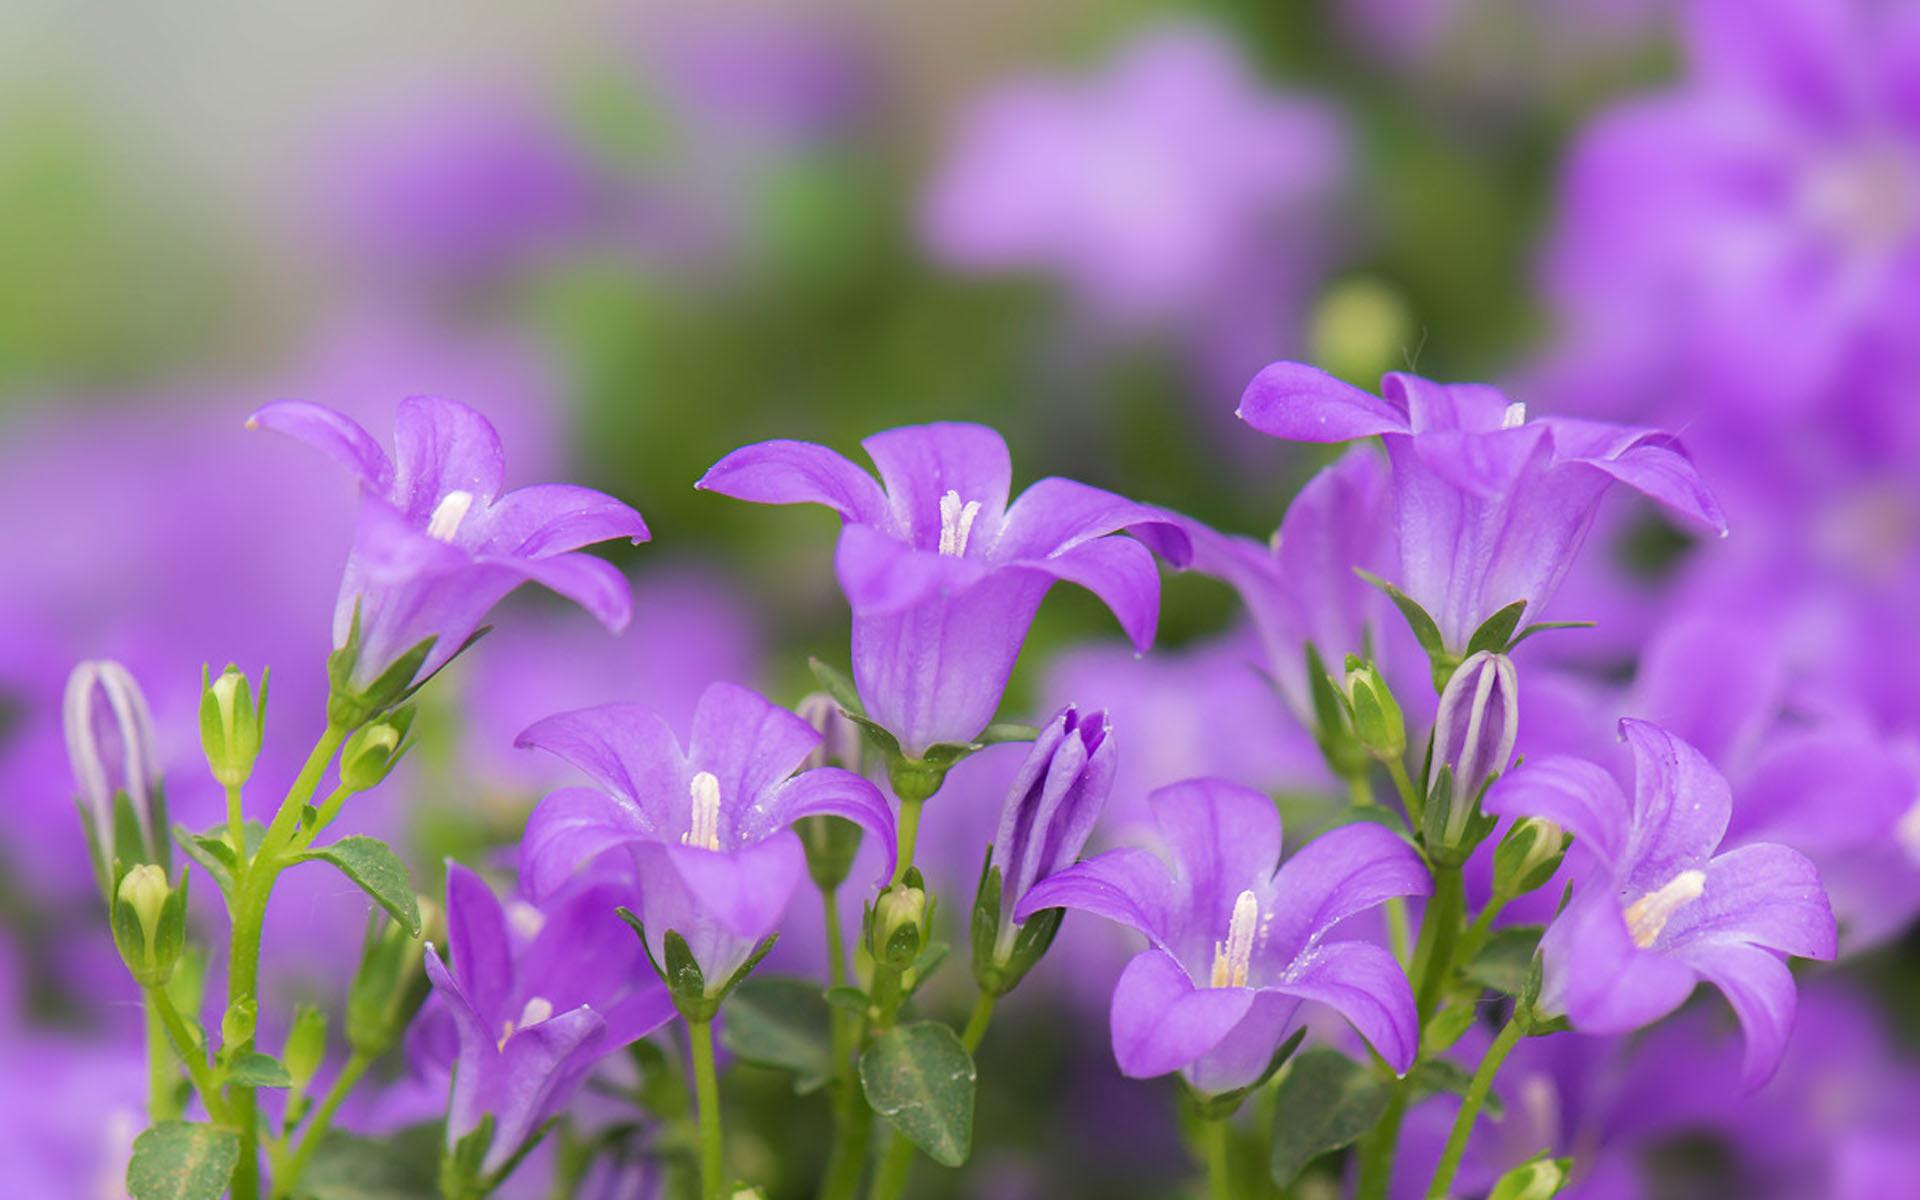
top-left (1431, 651), bottom-right (1518, 851)
top-left (795, 692), bottom-right (864, 774)
top-left (987, 706), bottom-right (1114, 963)
top-left (64, 660), bottom-right (166, 886)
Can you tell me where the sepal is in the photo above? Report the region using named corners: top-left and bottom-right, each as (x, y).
top-left (346, 905), bottom-right (432, 1057)
top-left (112, 863), bottom-right (189, 988)
top-left (199, 663), bottom-right (268, 789)
top-left (1492, 819), bottom-right (1567, 898)
top-left (339, 707), bottom-right (418, 792)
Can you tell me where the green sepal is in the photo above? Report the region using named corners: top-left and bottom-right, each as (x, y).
top-left (971, 851), bottom-right (1064, 998)
top-left (968, 852), bottom-right (1001, 987)
top-left (1188, 1027), bottom-right (1307, 1120)
top-left (296, 836), bottom-right (421, 936)
top-left (1508, 620), bottom-right (1597, 650)
top-left (1267, 1048), bottom-right (1394, 1187)
top-left (807, 657), bottom-right (864, 715)
top-left (858, 1021), bottom-right (976, 1168)
top-left (346, 909), bottom-right (430, 1058)
top-left (125, 1120), bottom-right (240, 1200)
top-left (902, 939), bottom-right (949, 998)
top-left (1304, 642), bottom-right (1366, 779)
top-left (224, 1051), bottom-right (293, 1089)
top-left (1354, 568), bottom-right (1454, 691)
top-left (662, 929), bottom-right (709, 1006)
top-left (173, 820), bottom-right (264, 899)
top-left (438, 1111), bottom-right (495, 1200)
top-left (1421, 996), bottom-right (1478, 1059)
top-left (975, 723), bottom-right (1040, 745)
top-left (1464, 599), bottom-right (1530, 659)
top-left (1492, 819), bottom-right (1569, 899)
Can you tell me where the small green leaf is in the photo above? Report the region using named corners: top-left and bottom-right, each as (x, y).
top-left (824, 986), bottom-right (870, 1015)
top-left (126, 1121), bottom-right (240, 1200)
top-left (976, 723), bottom-right (1040, 745)
top-left (1422, 997), bottom-right (1478, 1058)
top-left (296, 836), bottom-right (420, 936)
top-left (662, 929), bottom-right (709, 1000)
top-left (807, 657), bottom-right (863, 715)
top-left (1465, 599), bottom-right (1530, 658)
top-left (225, 1051), bottom-right (292, 1088)
top-left (1461, 926), bottom-right (1545, 998)
top-left (859, 1021), bottom-right (976, 1168)
top-left (173, 822), bottom-right (265, 899)
top-left (1268, 1049), bottom-right (1392, 1187)
top-left (719, 976), bottom-right (833, 1094)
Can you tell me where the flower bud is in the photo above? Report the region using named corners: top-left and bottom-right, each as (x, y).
top-left (221, 996), bottom-right (257, 1049)
top-left (65, 660), bottom-right (168, 892)
top-left (794, 693), bottom-right (868, 891)
top-left (872, 886), bottom-right (927, 970)
top-left (339, 707), bottom-right (416, 793)
top-left (796, 692), bottom-right (864, 774)
top-left (1492, 818), bottom-right (1567, 899)
top-left (1426, 651), bottom-right (1518, 859)
top-left (199, 664), bottom-right (268, 789)
top-left (1341, 657), bottom-right (1406, 761)
top-left (283, 1004), bottom-right (327, 1090)
top-left (347, 901), bottom-right (434, 1057)
top-left (112, 864), bottom-right (187, 987)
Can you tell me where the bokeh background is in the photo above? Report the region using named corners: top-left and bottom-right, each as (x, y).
top-left (4, 1), bottom-right (1919, 1196)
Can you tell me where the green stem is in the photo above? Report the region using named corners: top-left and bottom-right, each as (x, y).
top-left (1426, 1018), bottom-right (1524, 1199)
top-left (228, 724), bottom-right (347, 1200)
top-left (1354, 863), bottom-right (1464, 1200)
top-left (820, 881), bottom-right (869, 1200)
top-left (869, 1133), bottom-right (916, 1200)
top-left (960, 991), bottom-right (996, 1054)
top-left (275, 1052), bottom-right (371, 1198)
top-left (1384, 758), bottom-right (1421, 814)
top-left (226, 784), bottom-right (248, 864)
top-left (144, 993), bottom-right (183, 1121)
top-left (144, 985), bottom-right (227, 1123)
top-left (688, 1019), bottom-right (725, 1200)
top-left (296, 783), bottom-right (356, 851)
top-left (1453, 893), bottom-right (1510, 967)
top-left (1203, 1114), bottom-right (1233, 1200)
top-left (890, 797), bottom-right (924, 887)
top-left (819, 1101), bottom-right (871, 1200)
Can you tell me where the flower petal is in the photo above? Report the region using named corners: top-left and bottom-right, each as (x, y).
top-left (247, 400), bottom-right (392, 490)
top-left (664, 834), bottom-right (807, 941)
top-left (685, 682), bottom-right (821, 823)
top-left (1669, 940), bottom-right (1797, 1088)
top-left (1264, 822), bottom-right (1431, 964)
top-left (752, 766), bottom-right (898, 886)
top-left (1013, 846), bottom-right (1179, 943)
top-left (1014, 537), bottom-right (1163, 653)
top-left (1109, 948), bottom-right (1255, 1080)
top-left (1382, 373), bottom-right (1514, 433)
top-left (518, 786), bottom-right (652, 901)
top-left (1545, 419), bottom-right (1727, 536)
top-left (391, 395), bottom-right (507, 517)
top-left (1148, 777), bottom-right (1283, 934)
top-left (1270, 939), bottom-right (1419, 1074)
top-left (423, 946), bottom-right (499, 1147)
top-left (515, 703), bottom-right (688, 825)
top-left (1484, 756), bottom-right (1631, 875)
top-left (1659, 842), bottom-right (1836, 961)
top-left (861, 423), bottom-right (1012, 549)
top-left (496, 551), bottom-right (634, 633)
top-left (1540, 890), bottom-right (1697, 1035)
top-left (1237, 361), bottom-right (1411, 442)
top-left (481, 483), bottom-right (650, 558)
top-left (446, 863), bottom-right (515, 1023)
top-left (995, 477), bottom-right (1192, 565)
top-left (489, 1006), bottom-right (607, 1174)
top-left (1618, 719), bottom-right (1732, 892)
top-left (833, 523), bottom-right (991, 614)
top-left (695, 438), bottom-right (890, 526)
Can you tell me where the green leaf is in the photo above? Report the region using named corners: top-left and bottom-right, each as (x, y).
top-left (662, 929), bottom-right (709, 1000)
top-left (225, 1051), bottom-right (292, 1088)
top-left (1410, 1060), bottom-right (1503, 1119)
top-left (807, 657), bottom-right (863, 715)
top-left (1508, 620), bottom-right (1596, 650)
top-left (1421, 997), bottom-right (1478, 1059)
top-left (1465, 599), bottom-right (1529, 658)
top-left (1489, 1151), bottom-right (1573, 1200)
top-left (1461, 925), bottom-right (1545, 998)
top-left (1267, 1049), bottom-right (1392, 1187)
top-left (125, 1121), bottom-right (240, 1200)
top-left (296, 836), bottom-right (420, 936)
top-left (859, 1021), bottom-right (976, 1168)
top-left (172, 821), bottom-right (265, 899)
top-left (301, 1125), bottom-right (443, 1200)
top-left (824, 986), bottom-right (870, 1016)
top-left (719, 976), bottom-right (833, 1094)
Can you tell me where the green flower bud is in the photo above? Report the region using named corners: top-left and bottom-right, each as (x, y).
top-left (112, 864), bottom-right (188, 987)
top-left (1492, 818), bottom-right (1568, 899)
top-left (1341, 656), bottom-right (1407, 761)
top-left (347, 900), bottom-right (434, 1057)
top-left (221, 996), bottom-right (257, 1049)
top-left (872, 886), bottom-right (927, 970)
top-left (339, 707), bottom-right (416, 793)
top-left (1489, 1153), bottom-right (1572, 1200)
top-left (283, 1004), bottom-right (327, 1090)
top-left (199, 664), bottom-right (267, 790)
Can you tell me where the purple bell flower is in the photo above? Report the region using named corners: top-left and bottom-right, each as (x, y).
top-left (515, 682), bottom-right (896, 987)
top-left (1237, 363), bottom-right (1727, 653)
top-left (421, 864), bottom-right (676, 1177)
top-left (1486, 719), bottom-right (1837, 1086)
top-left (697, 424), bottom-right (1190, 757)
top-left (1015, 777), bottom-right (1430, 1094)
top-left (248, 395), bottom-right (649, 698)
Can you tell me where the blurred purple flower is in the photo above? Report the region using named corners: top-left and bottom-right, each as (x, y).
top-left (1017, 777), bottom-right (1429, 1092)
top-left (1239, 363), bottom-right (1726, 650)
top-left (249, 395), bottom-right (648, 694)
top-left (645, 11), bottom-right (872, 145)
top-left (421, 865), bottom-right (675, 1176)
top-left (1487, 719), bottom-right (1835, 1085)
top-left (515, 682), bottom-right (894, 985)
top-left (698, 423), bottom-right (1190, 756)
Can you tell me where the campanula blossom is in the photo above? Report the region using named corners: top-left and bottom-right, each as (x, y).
top-left (1430, 650), bottom-right (1519, 851)
top-left (1238, 363), bottom-right (1727, 652)
top-left (1016, 777), bottom-right (1429, 1093)
top-left (420, 864), bottom-right (676, 1177)
top-left (248, 395), bottom-right (649, 698)
top-left (697, 424), bottom-right (1190, 757)
top-left (516, 682), bottom-right (895, 987)
top-left (1487, 719), bottom-right (1836, 1085)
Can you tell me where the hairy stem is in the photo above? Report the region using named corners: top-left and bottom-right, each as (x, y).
top-left (144, 985), bottom-right (227, 1123)
top-left (960, 991), bottom-right (996, 1054)
top-left (144, 993), bottom-right (183, 1121)
top-left (1426, 1018), bottom-right (1524, 1198)
top-left (890, 797), bottom-right (924, 888)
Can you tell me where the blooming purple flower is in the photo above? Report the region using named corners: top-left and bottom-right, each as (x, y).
top-left (515, 682), bottom-right (895, 986)
top-left (1016, 777), bottom-right (1430, 1093)
top-left (1486, 719), bottom-right (1836, 1085)
top-left (1238, 363), bottom-right (1727, 653)
top-left (248, 395), bottom-right (649, 698)
top-left (421, 864), bottom-right (676, 1177)
top-left (697, 424), bottom-right (1190, 757)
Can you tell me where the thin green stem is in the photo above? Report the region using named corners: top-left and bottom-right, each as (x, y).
top-left (824, 887), bottom-right (848, 991)
top-left (890, 797), bottom-right (924, 887)
top-left (226, 784), bottom-right (248, 864)
top-left (1203, 1114), bottom-right (1233, 1200)
top-left (688, 1019), bottom-right (725, 1200)
top-left (144, 985), bottom-right (228, 1123)
top-left (1384, 758), bottom-right (1422, 815)
top-left (295, 783), bottom-right (356, 851)
top-left (820, 881), bottom-right (869, 1200)
top-left (1346, 771), bottom-right (1411, 963)
top-left (275, 1052), bottom-right (371, 1198)
top-left (144, 993), bottom-right (183, 1121)
top-left (1453, 893), bottom-right (1510, 967)
top-left (1426, 1018), bottom-right (1524, 1199)
top-left (960, 991), bottom-right (996, 1054)
top-left (869, 1133), bottom-right (916, 1200)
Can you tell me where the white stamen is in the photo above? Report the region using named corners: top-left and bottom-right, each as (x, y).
top-left (682, 770), bottom-right (722, 851)
top-left (1501, 402), bottom-right (1528, 429)
top-left (1896, 797), bottom-right (1920, 867)
top-left (1209, 889), bottom-right (1260, 989)
top-left (1623, 869), bottom-right (1706, 948)
top-left (937, 489), bottom-right (981, 557)
top-left (426, 489), bottom-right (475, 541)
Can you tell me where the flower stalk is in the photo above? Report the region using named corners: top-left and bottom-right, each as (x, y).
top-left (1426, 1016), bottom-right (1525, 1199)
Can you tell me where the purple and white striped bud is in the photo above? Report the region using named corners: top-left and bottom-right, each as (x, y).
top-left (794, 692), bottom-right (868, 890)
top-left (64, 660), bottom-right (167, 889)
top-left (1427, 651), bottom-right (1518, 857)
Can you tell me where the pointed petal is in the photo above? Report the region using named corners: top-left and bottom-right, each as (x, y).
top-left (515, 703), bottom-right (687, 823)
top-left (1148, 778), bottom-right (1282, 936)
top-left (995, 477), bottom-right (1192, 565)
top-left (423, 946), bottom-right (498, 1146)
top-left (1237, 362), bottom-right (1411, 442)
top-left (1109, 948), bottom-right (1254, 1080)
top-left (518, 786), bottom-right (651, 901)
top-left (833, 523), bottom-right (990, 614)
top-left (1382, 373), bottom-right (1515, 433)
top-left (1545, 419), bottom-right (1727, 536)
top-left (1013, 536), bottom-right (1163, 653)
top-left (391, 395), bottom-right (507, 516)
top-left (446, 863), bottom-right (515, 1022)
top-left (695, 439), bottom-right (889, 526)
top-left (1540, 890), bottom-right (1697, 1035)
top-left (753, 766), bottom-right (897, 886)
top-left (488, 1006), bottom-right (608, 1174)
top-left (1264, 823), bottom-right (1431, 964)
top-left (1659, 843), bottom-right (1836, 961)
top-left (1484, 756), bottom-right (1631, 875)
top-left (661, 833), bottom-right (806, 941)
top-left (498, 551), bottom-right (634, 633)
top-left (598, 983), bottom-right (679, 1048)
top-left (861, 423), bottom-right (1012, 548)
top-left (247, 400), bottom-right (392, 490)
top-left (1270, 940), bottom-right (1419, 1073)
top-left (1013, 847), bottom-right (1178, 943)
top-left (481, 484), bottom-right (649, 557)
top-left (1619, 719), bottom-right (1732, 892)
top-left (1671, 940), bottom-right (1797, 1088)
top-left (685, 682), bottom-right (820, 823)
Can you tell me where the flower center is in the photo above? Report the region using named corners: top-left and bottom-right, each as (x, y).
top-left (937, 489), bottom-right (982, 557)
top-left (681, 770), bottom-right (722, 851)
top-left (498, 995), bottom-right (553, 1049)
top-left (1500, 402), bottom-right (1527, 429)
top-left (1208, 889), bottom-right (1260, 989)
top-left (1622, 869), bottom-right (1706, 948)
top-left (426, 489), bottom-right (475, 541)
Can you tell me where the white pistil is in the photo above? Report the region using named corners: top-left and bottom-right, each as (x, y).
top-left (681, 770), bottom-right (722, 851)
top-left (1623, 869), bottom-right (1707, 948)
top-left (937, 489), bottom-right (981, 558)
top-left (426, 489), bottom-right (475, 542)
top-left (1501, 402), bottom-right (1528, 429)
top-left (1208, 889), bottom-right (1260, 989)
